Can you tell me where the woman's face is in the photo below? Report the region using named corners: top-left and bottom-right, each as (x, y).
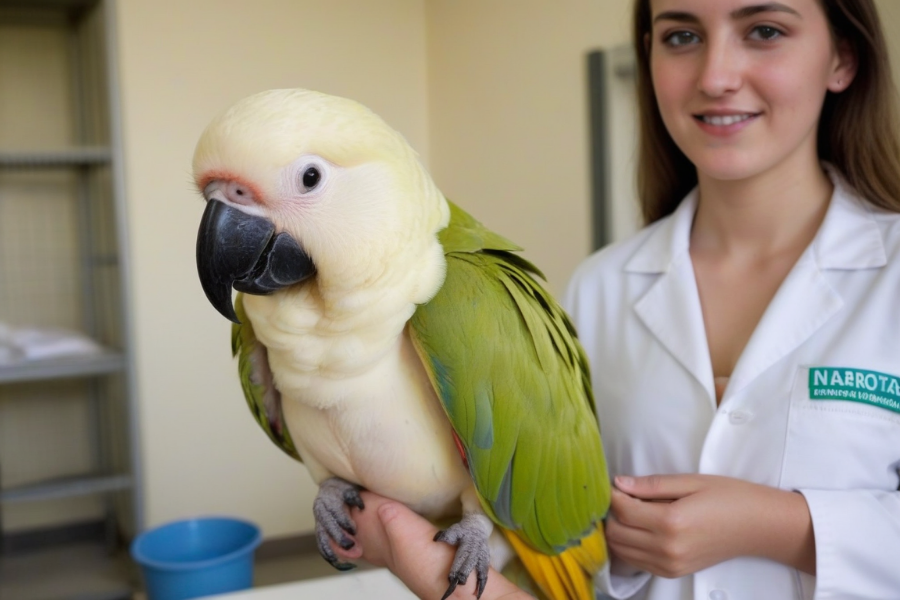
top-left (649, 0), bottom-right (855, 183)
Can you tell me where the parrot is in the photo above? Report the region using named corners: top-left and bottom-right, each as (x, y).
top-left (192, 88), bottom-right (611, 600)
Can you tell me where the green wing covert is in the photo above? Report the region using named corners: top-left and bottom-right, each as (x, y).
top-left (233, 293), bottom-right (302, 461)
top-left (408, 201), bottom-right (610, 555)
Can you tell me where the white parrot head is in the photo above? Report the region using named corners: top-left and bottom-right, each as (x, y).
top-left (192, 89), bottom-right (449, 323)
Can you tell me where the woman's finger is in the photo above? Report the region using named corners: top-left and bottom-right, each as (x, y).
top-left (606, 512), bottom-right (658, 550)
top-left (611, 487), bottom-right (672, 533)
top-left (606, 540), bottom-right (660, 574)
top-left (615, 474), bottom-right (705, 501)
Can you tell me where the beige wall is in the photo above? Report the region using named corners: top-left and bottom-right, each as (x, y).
top-left (876, 0), bottom-right (900, 91)
top-left (426, 0), bottom-right (632, 295)
top-left (115, 0), bottom-right (430, 536)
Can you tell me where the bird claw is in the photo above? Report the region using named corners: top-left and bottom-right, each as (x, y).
top-left (315, 525), bottom-right (357, 571)
top-left (343, 485), bottom-right (365, 510)
top-left (313, 477), bottom-right (365, 571)
top-left (434, 515), bottom-right (491, 599)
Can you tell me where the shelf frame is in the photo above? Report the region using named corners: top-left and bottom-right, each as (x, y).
top-left (0, 146), bottom-right (112, 167)
top-left (0, 350), bottom-right (125, 385)
top-left (0, 0), bottom-right (144, 571)
top-left (0, 473), bottom-right (132, 504)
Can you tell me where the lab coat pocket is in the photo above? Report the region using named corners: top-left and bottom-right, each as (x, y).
top-left (780, 366), bottom-right (900, 491)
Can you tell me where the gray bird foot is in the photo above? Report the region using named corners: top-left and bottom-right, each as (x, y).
top-left (433, 514), bottom-right (491, 599)
top-left (313, 477), bottom-right (365, 571)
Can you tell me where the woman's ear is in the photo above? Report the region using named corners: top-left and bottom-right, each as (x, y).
top-left (828, 38), bottom-right (858, 93)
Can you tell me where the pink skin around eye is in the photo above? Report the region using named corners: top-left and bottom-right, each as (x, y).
top-left (196, 170), bottom-right (268, 207)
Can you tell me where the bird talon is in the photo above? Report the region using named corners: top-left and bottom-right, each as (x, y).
top-left (476, 572), bottom-right (487, 598)
top-left (434, 515), bottom-right (491, 600)
top-left (316, 530), bottom-right (357, 572)
top-left (338, 536), bottom-right (355, 550)
top-left (322, 549), bottom-right (357, 572)
top-left (332, 560), bottom-right (357, 572)
top-left (314, 477), bottom-right (367, 571)
top-left (344, 489), bottom-right (365, 510)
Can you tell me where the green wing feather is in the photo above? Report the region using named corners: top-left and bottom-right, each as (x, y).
top-left (408, 201), bottom-right (610, 555)
top-left (232, 293), bottom-right (302, 461)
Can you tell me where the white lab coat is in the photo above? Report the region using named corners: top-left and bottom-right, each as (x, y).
top-left (564, 167), bottom-right (900, 600)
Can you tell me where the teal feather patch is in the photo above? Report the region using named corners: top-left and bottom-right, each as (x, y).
top-left (473, 384), bottom-right (494, 450)
top-left (493, 459), bottom-right (516, 529)
top-left (430, 356), bottom-right (455, 411)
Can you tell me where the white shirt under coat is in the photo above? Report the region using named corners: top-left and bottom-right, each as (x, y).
top-left (564, 168), bottom-right (900, 600)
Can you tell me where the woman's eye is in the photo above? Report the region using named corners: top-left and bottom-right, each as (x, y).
top-left (301, 166), bottom-right (321, 192)
top-left (664, 31), bottom-right (701, 47)
top-left (749, 25), bottom-right (783, 41)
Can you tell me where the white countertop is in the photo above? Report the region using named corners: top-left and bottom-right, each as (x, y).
top-left (206, 568), bottom-right (419, 599)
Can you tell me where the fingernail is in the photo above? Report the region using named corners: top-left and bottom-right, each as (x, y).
top-left (615, 476), bottom-right (634, 487)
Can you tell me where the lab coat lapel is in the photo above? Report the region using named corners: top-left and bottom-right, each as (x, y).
top-left (727, 170), bottom-right (886, 397)
top-left (726, 252), bottom-right (843, 397)
top-left (629, 190), bottom-right (716, 402)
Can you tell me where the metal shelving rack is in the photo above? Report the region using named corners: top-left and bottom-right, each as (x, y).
top-left (0, 0), bottom-right (140, 597)
top-left (0, 351), bottom-right (126, 385)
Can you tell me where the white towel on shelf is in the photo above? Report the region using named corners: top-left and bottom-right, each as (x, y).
top-left (0, 322), bottom-right (20, 363)
top-left (0, 322), bottom-right (103, 364)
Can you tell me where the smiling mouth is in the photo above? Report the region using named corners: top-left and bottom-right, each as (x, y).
top-left (695, 113), bottom-right (760, 126)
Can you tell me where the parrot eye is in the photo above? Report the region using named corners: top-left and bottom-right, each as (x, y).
top-left (301, 167), bottom-right (321, 191)
top-left (287, 156), bottom-right (331, 198)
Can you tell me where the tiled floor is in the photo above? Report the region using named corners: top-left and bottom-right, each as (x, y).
top-left (0, 540), bottom-right (362, 599)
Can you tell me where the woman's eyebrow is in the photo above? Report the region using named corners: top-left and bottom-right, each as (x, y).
top-left (731, 3), bottom-right (802, 19)
top-left (653, 11), bottom-right (699, 25)
top-left (653, 3), bottom-right (802, 25)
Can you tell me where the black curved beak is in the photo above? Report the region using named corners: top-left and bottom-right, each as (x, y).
top-left (196, 199), bottom-right (316, 323)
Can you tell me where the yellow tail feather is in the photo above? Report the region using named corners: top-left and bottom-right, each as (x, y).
top-left (501, 523), bottom-right (607, 600)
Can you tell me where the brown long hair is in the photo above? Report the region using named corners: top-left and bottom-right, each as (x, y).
top-left (633, 0), bottom-right (900, 224)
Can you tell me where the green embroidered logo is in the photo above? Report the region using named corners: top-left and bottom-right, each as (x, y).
top-left (808, 367), bottom-right (900, 414)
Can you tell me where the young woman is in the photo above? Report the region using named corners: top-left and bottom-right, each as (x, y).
top-left (336, 0), bottom-right (900, 598)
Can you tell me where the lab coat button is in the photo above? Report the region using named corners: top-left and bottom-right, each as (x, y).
top-left (728, 410), bottom-right (752, 425)
top-left (709, 590), bottom-right (728, 600)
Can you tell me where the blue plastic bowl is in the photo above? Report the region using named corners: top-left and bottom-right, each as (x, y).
top-left (131, 517), bottom-right (262, 600)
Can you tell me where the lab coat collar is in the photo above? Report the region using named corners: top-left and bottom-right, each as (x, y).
top-left (624, 165), bottom-right (886, 275)
top-left (813, 164), bottom-right (887, 269)
top-left (626, 165), bottom-right (886, 407)
top-left (624, 188), bottom-right (698, 274)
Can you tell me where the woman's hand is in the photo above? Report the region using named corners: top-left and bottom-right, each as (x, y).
top-left (607, 474), bottom-right (816, 578)
top-left (334, 491), bottom-right (531, 599)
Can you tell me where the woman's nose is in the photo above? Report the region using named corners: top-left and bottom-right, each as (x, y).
top-left (697, 40), bottom-right (743, 97)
